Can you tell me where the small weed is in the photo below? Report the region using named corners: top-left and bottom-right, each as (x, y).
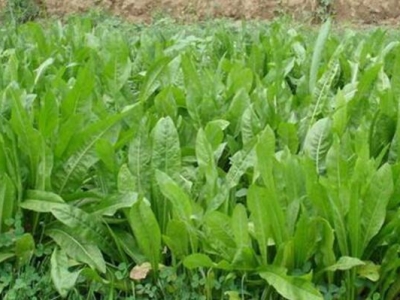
top-left (315, 0), bottom-right (334, 22)
top-left (0, 263), bottom-right (54, 299)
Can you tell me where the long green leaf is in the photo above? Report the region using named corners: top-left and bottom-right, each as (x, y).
top-left (20, 190), bottom-right (65, 213)
top-left (151, 116), bottom-right (181, 176)
top-left (260, 266), bottom-right (323, 300)
top-left (139, 57), bottom-right (170, 103)
top-left (303, 118), bottom-right (332, 174)
top-left (47, 226), bottom-right (106, 273)
top-left (50, 204), bottom-right (116, 257)
top-left (256, 128), bottom-right (289, 246)
top-left (129, 199), bottom-right (161, 273)
top-left (232, 204), bottom-right (250, 249)
top-left (155, 170), bottom-right (192, 222)
top-left (231, 204), bottom-right (257, 269)
top-left (204, 211), bottom-right (236, 261)
top-left (181, 54), bottom-right (202, 124)
top-left (163, 220), bottom-right (189, 259)
top-left (325, 256), bottom-right (365, 272)
top-left (226, 147), bottom-right (255, 189)
top-left (89, 192), bottom-right (138, 216)
top-left (151, 116), bottom-right (181, 232)
top-left (183, 253), bottom-right (214, 269)
top-left (54, 106), bottom-right (136, 194)
top-left (0, 174), bottom-right (15, 233)
top-left (247, 185), bottom-right (270, 265)
top-left (51, 247), bottom-right (82, 298)
top-left (309, 19), bottom-right (331, 94)
top-left (361, 164), bottom-right (393, 251)
top-left (61, 62), bottom-right (95, 118)
top-left (128, 117), bottom-right (151, 196)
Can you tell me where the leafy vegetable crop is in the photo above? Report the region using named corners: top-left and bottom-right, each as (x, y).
top-left (1, 16), bottom-right (400, 299)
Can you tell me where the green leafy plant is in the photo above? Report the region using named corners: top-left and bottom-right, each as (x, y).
top-left (0, 15), bottom-right (400, 300)
top-left (2, 0), bottom-right (41, 24)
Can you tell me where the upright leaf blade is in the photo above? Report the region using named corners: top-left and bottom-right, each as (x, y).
top-left (361, 164), bottom-right (393, 251)
top-left (155, 170), bottom-right (192, 222)
top-left (61, 62), bottom-right (95, 118)
top-left (164, 220), bottom-right (189, 259)
top-left (151, 117), bottom-right (181, 177)
top-left (303, 118), bottom-right (332, 174)
top-left (204, 211), bottom-right (236, 261)
top-left (256, 126), bottom-right (275, 188)
top-left (151, 116), bottom-right (181, 232)
top-left (181, 54), bottom-right (202, 125)
top-left (232, 204), bottom-right (250, 249)
top-left (129, 199), bottom-right (161, 273)
top-left (256, 128), bottom-right (289, 245)
top-left (54, 107), bottom-right (136, 194)
top-left (51, 248), bottom-right (81, 298)
top-left (0, 174), bottom-right (15, 233)
top-left (128, 117), bottom-right (151, 196)
top-left (226, 147), bottom-right (255, 190)
top-left (309, 19), bottom-right (332, 94)
top-left (139, 57), bottom-right (170, 103)
top-left (247, 185), bottom-right (270, 265)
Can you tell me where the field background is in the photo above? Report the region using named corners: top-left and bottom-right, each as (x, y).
top-left (1, 0), bottom-right (400, 24)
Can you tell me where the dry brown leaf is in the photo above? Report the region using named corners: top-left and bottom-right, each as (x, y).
top-left (129, 262), bottom-right (152, 281)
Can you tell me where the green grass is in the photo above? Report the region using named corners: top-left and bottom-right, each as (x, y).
top-left (0, 14), bottom-right (400, 299)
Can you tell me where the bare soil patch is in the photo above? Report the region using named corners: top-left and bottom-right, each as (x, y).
top-left (1, 0), bottom-right (400, 24)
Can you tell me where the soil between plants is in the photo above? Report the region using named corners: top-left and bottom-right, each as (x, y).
top-left (1, 0), bottom-right (400, 24)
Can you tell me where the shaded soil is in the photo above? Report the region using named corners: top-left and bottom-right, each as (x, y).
top-left (1, 0), bottom-right (400, 24)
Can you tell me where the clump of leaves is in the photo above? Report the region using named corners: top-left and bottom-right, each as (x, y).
top-left (131, 266), bottom-right (254, 300)
top-left (315, 0), bottom-right (334, 22)
top-left (3, 0), bottom-right (41, 24)
top-left (0, 263), bottom-right (54, 300)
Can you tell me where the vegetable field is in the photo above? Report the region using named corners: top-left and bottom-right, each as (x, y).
top-left (1, 16), bottom-right (400, 299)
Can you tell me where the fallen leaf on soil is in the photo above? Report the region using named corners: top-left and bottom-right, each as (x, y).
top-left (130, 262), bottom-right (152, 281)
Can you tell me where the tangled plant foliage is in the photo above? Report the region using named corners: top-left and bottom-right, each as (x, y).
top-left (3, 0), bottom-right (41, 24)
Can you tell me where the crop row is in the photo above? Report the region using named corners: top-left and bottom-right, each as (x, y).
top-left (1, 17), bottom-right (400, 299)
